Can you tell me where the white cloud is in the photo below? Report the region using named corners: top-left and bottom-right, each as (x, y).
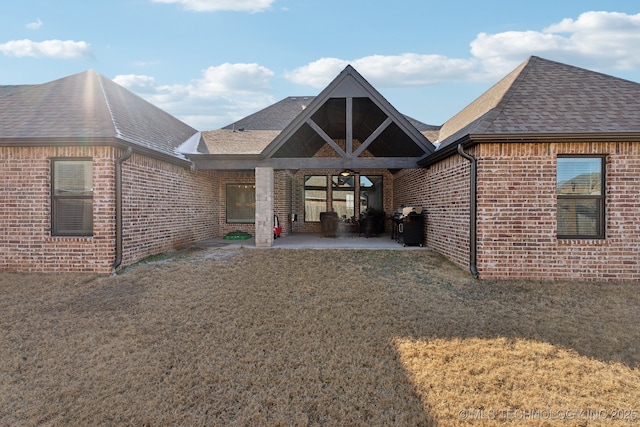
top-left (285, 58), bottom-right (350, 88)
top-left (26, 18), bottom-right (43, 30)
top-left (287, 11), bottom-right (640, 90)
top-left (114, 63), bottom-right (275, 130)
top-left (286, 54), bottom-right (485, 89)
top-left (150, 0), bottom-right (274, 13)
top-left (0, 39), bottom-right (92, 59)
top-left (471, 11), bottom-right (640, 73)
top-left (113, 74), bottom-right (159, 92)
top-left (119, 11), bottom-right (640, 129)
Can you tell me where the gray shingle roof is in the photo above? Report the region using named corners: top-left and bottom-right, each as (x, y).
top-left (222, 97), bottom-right (314, 131)
top-left (222, 96), bottom-right (439, 133)
top-left (200, 129), bottom-right (281, 154)
top-left (0, 70), bottom-right (197, 160)
top-left (436, 56), bottom-right (640, 150)
top-left (213, 94), bottom-right (438, 157)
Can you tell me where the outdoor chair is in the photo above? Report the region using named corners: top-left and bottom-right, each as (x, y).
top-left (359, 209), bottom-right (386, 237)
top-left (319, 211), bottom-right (339, 237)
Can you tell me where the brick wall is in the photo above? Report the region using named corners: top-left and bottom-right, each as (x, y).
top-left (212, 169), bottom-right (292, 239)
top-left (1, 146), bottom-right (219, 273)
top-left (401, 142), bottom-right (640, 282)
top-left (120, 152), bottom-right (218, 268)
top-left (394, 160), bottom-right (471, 269)
top-left (476, 142), bottom-right (640, 281)
top-left (1, 146), bottom-right (116, 273)
top-left (393, 141), bottom-right (640, 282)
top-left (216, 170), bottom-right (256, 238)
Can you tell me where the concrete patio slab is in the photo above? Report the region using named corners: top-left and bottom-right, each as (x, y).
top-left (192, 233), bottom-right (426, 250)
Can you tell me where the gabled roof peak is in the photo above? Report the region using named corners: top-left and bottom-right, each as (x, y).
top-left (261, 64), bottom-right (434, 159)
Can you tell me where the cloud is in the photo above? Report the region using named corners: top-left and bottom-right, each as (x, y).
top-left (471, 11), bottom-right (640, 73)
top-left (0, 39), bottom-right (92, 59)
top-left (118, 11), bottom-right (640, 129)
top-left (26, 18), bottom-right (43, 30)
top-left (114, 63), bottom-right (275, 130)
top-left (150, 0), bottom-right (274, 13)
top-left (285, 55), bottom-right (483, 88)
top-left (286, 11), bottom-right (640, 89)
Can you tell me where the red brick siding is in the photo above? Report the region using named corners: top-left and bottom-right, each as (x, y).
top-left (394, 160), bottom-right (471, 269)
top-left (476, 142), bottom-right (640, 281)
top-left (1, 146), bottom-right (116, 273)
top-left (120, 152), bottom-right (218, 268)
top-left (1, 146), bottom-right (219, 273)
top-left (216, 170), bottom-right (256, 237)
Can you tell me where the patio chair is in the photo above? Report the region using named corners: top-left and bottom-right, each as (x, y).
top-left (319, 211), bottom-right (339, 237)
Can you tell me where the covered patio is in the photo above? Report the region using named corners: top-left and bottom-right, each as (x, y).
top-left (184, 65), bottom-right (436, 248)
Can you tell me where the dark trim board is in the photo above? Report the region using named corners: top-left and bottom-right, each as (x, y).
top-left (188, 155), bottom-right (422, 170)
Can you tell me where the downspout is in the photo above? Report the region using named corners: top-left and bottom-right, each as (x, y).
top-left (457, 144), bottom-right (479, 278)
top-left (113, 147), bottom-right (133, 270)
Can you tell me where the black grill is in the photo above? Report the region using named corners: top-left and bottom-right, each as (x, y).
top-left (391, 208), bottom-right (424, 247)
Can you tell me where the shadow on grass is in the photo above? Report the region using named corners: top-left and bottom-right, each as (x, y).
top-left (1, 248), bottom-right (638, 426)
top-left (380, 254), bottom-right (640, 425)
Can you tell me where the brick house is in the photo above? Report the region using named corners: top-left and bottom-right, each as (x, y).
top-left (0, 71), bottom-right (218, 273)
top-left (409, 56), bottom-right (640, 282)
top-left (2, 56), bottom-right (640, 281)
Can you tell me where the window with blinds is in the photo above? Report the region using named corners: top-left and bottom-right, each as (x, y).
top-left (51, 159), bottom-right (93, 236)
top-left (556, 156), bottom-right (605, 239)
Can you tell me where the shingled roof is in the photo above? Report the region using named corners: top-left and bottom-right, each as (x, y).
top-left (428, 56), bottom-right (640, 157)
top-left (222, 97), bottom-right (314, 131)
top-left (0, 70), bottom-right (197, 162)
top-left (197, 97), bottom-right (313, 155)
top-left (197, 95), bottom-right (439, 156)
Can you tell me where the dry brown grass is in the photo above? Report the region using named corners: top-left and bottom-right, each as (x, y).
top-left (1, 248), bottom-right (639, 426)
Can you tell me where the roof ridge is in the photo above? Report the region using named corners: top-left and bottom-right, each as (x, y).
top-left (474, 56), bottom-right (538, 134)
top-left (92, 70), bottom-right (122, 139)
top-left (437, 56), bottom-right (534, 142)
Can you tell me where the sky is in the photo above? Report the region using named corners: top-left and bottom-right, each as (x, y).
top-left (1, 1), bottom-right (640, 131)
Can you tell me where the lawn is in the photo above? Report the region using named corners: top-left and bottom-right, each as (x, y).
top-left (1, 248), bottom-right (639, 426)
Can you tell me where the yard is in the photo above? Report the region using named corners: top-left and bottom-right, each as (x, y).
top-left (1, 248), bottom-right (639, 426)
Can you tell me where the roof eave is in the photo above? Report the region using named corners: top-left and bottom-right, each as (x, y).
top-left (0, 137), bottom-right (193, 169)
top-left (418, 132), bottom-right (640, 167)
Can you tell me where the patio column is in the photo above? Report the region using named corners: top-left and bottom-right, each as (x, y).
top-left (254, 167), bottom-right (274, 248)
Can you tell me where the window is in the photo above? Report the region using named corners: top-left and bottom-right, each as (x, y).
top-left (226, 184), bottom-right (255, 223)
top-left (304, 175), bottom-right (327, 222)
top-left (51, 159), bottom-right (93, 236)
top-left (556, 156), bottom-right (605, 239)
top-left (305, 174), bottom-right (385, 221)
top-left (360, 175), bottom-right (383, 212)
top-left (331, 175), bottom-right (355, 219)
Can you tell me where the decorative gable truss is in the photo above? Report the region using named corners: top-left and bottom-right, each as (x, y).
top-left (261, 65), bottom-right (435, 169)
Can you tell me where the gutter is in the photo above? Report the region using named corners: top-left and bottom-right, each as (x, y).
top-left (113, 147), bottom-right (133, 270)
top-left (457, 144), bottom-right (479, 278)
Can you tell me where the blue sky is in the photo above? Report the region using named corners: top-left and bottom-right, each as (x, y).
top-left (1, 1), bottom-right (640, 131)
